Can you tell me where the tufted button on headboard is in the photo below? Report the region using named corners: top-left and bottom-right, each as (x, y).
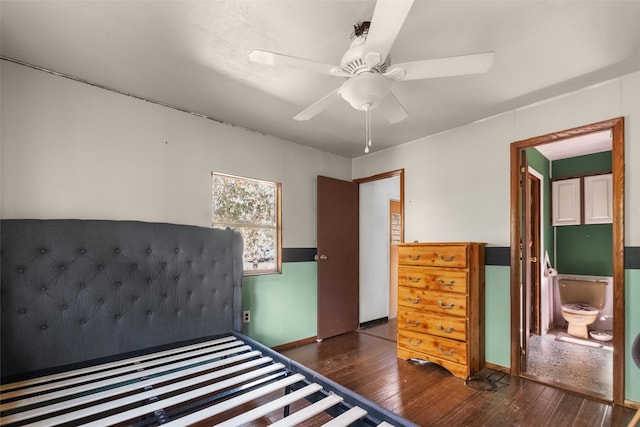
top-left (0, 219), bottom-right (243, 380)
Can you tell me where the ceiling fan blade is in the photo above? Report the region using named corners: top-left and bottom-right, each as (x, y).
top-left (249, 49), bottom-right (340, 76)
top-left (363, 0), bottom-right (415, 63)
top-left (389, 51), bottom-right (495, 81)
top-left (293, 88), bottom-right (342, 121)
top-left (377, 91), bottom-right (408, 124)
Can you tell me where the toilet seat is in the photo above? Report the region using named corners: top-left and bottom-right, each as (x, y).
top-left (561, 303), bottom-right (599, 315)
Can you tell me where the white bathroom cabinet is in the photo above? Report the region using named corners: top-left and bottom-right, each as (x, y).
top-left (552, 173), bottom-right (613, 226)
top-left (552, 178), bottom-right (581, 226)
top-left (584, 173), bottom-right (613, 224)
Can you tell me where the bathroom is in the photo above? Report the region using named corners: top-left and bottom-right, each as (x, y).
top-left (523, 139), bottom-right (614, 399)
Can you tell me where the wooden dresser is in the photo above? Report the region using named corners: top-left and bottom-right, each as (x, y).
top-left (396, 242), bottom-right (486, 379)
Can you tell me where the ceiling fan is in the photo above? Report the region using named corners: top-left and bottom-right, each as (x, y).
top-left (249, 0), bottom-right (494, 153)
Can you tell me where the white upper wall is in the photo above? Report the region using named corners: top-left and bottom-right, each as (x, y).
top-left (353, 71), bottom-right (640, 247)
top-left (3, 60), bottom-right (639, 248)
top-left (0, 60), bottom-right (352, 248)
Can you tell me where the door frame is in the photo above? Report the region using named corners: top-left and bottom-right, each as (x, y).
top-left (509, 117), bottom-right (625, 405)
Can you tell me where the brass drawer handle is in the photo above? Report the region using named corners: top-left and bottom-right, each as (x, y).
top-left (407, 254), bottom-right (421, 261)
top-left (406, 276), bottom-right (421, 283)
top-left (438, 301), bottom-right (455, 310)
top-left (437, 324), bottom-right (455, 333)
top-left (407, 338), bottom-right (422, 347)
top-left (437, 254), bottom-right (455, 262)
top-left (407, 297), bottom-right (421, 304)
top-left (438, 346), bottom-right (455, 355)
top-left (438, 278), bottom-right (455, 286)
top-left (405, 319), bottom-right (420, 327)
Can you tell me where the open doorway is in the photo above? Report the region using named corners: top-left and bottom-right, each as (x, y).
top-left (355, 169), bottom-right (404, 336)
top-left (510, 117), bottom-right (625, 405)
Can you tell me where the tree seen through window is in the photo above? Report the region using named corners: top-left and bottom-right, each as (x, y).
top-left (212, 173), bottom-right (281, 274)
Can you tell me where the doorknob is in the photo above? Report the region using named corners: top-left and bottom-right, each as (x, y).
top-left (314, 254), bottom-right (328, 261)
top-left (528, 257), bottom-right (537, 263)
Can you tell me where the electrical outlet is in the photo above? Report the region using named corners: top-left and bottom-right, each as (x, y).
top-left (242, 310), bottom-right (251, 323)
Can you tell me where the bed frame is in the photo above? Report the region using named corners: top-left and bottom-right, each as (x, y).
top-left (1, 219), bottom-right (417, 426)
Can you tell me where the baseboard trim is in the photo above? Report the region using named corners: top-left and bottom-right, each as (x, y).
top-left (624, 399), bottom-right (640, 409)
top-left (485, 362), bottom-right (510, 374)
top-left (271, 336), bottom-right (317, 352)
top-left (360, 317), bottom-right (389, 329)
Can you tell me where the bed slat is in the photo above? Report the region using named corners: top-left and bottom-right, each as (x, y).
top-left (320, 406), bottom-right (368, 426)
top-left (269, 393), bottom-right (344, 427)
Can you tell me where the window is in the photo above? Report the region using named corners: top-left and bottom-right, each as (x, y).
top-left (212, 172), bottom-right (282, 275)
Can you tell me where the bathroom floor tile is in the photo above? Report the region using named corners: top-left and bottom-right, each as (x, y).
top-left (525, 329), bottom-right (613, 398)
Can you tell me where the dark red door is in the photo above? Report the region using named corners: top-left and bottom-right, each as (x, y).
top-left (316, 176), bottom-right (359, 340)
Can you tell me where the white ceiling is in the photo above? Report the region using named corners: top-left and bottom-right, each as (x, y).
top-left (535, 130), bottom-right (612, 161)
top-left (1, 1), bottom-right (639, 158)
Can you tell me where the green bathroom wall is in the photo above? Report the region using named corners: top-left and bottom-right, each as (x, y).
top-left (556, 225), bottom-right (613, 275)
top-left (552, 151), bottom-right (612, 178)
top-left (242, 261), bottom-right (317, 348)
top-left (552, 151), bottom-right (612, 276)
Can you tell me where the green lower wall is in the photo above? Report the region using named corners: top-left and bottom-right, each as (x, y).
top-left (626, 269), bottom-right (640, 402)
top-left (242, 262), bottom-right (317, 347)
top-left (485, 266), bottom-right (512, 368)
top-left (241, 261), bottom-right (640, 402)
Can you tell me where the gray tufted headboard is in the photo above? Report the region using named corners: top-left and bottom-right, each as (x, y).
top-left (0, 219), bottom-right (243, 380)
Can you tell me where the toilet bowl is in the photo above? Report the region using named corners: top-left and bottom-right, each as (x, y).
top-left (558, 279), bottom-right (607, 339)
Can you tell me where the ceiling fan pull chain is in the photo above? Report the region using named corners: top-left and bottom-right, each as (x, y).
top-left (364, 104), bottom-right (372, 153)
top-left (368, 108), bottom-right (373, 148)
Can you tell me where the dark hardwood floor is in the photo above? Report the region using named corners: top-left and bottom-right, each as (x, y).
top-left (277, 329), bottom-right (637, 426)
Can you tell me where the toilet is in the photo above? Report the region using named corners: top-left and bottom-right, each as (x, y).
top-left (558, 278), bottom-right (607, 339)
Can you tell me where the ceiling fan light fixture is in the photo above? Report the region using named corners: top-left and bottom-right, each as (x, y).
top-left (340, 72), bottom-right (392, 110)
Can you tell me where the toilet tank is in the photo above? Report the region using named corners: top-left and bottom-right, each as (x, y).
top-left (558, 279), bottom-right (607, 309)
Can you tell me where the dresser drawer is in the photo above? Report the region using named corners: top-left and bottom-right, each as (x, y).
top-left (398, 308), bottom-right (467, 341)
top-left (398, 266), bottom-right (468, 293)
top-left (398, 329), bottom-right (468, 365)
top-left (398, 287), bottom-right (467, 317)
top-left (398, 245), bottom-right (468, 268)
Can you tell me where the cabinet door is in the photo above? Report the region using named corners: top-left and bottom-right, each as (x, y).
top-left (552, 178), bottom-right (581, 226)
top-left (584, 173), bottom-right (613, 224)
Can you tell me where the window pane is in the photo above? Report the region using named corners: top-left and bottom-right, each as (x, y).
top-left (237, 226), bottom-right (278, 272)
top-left (212, 175), bottom-right (275, 226)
